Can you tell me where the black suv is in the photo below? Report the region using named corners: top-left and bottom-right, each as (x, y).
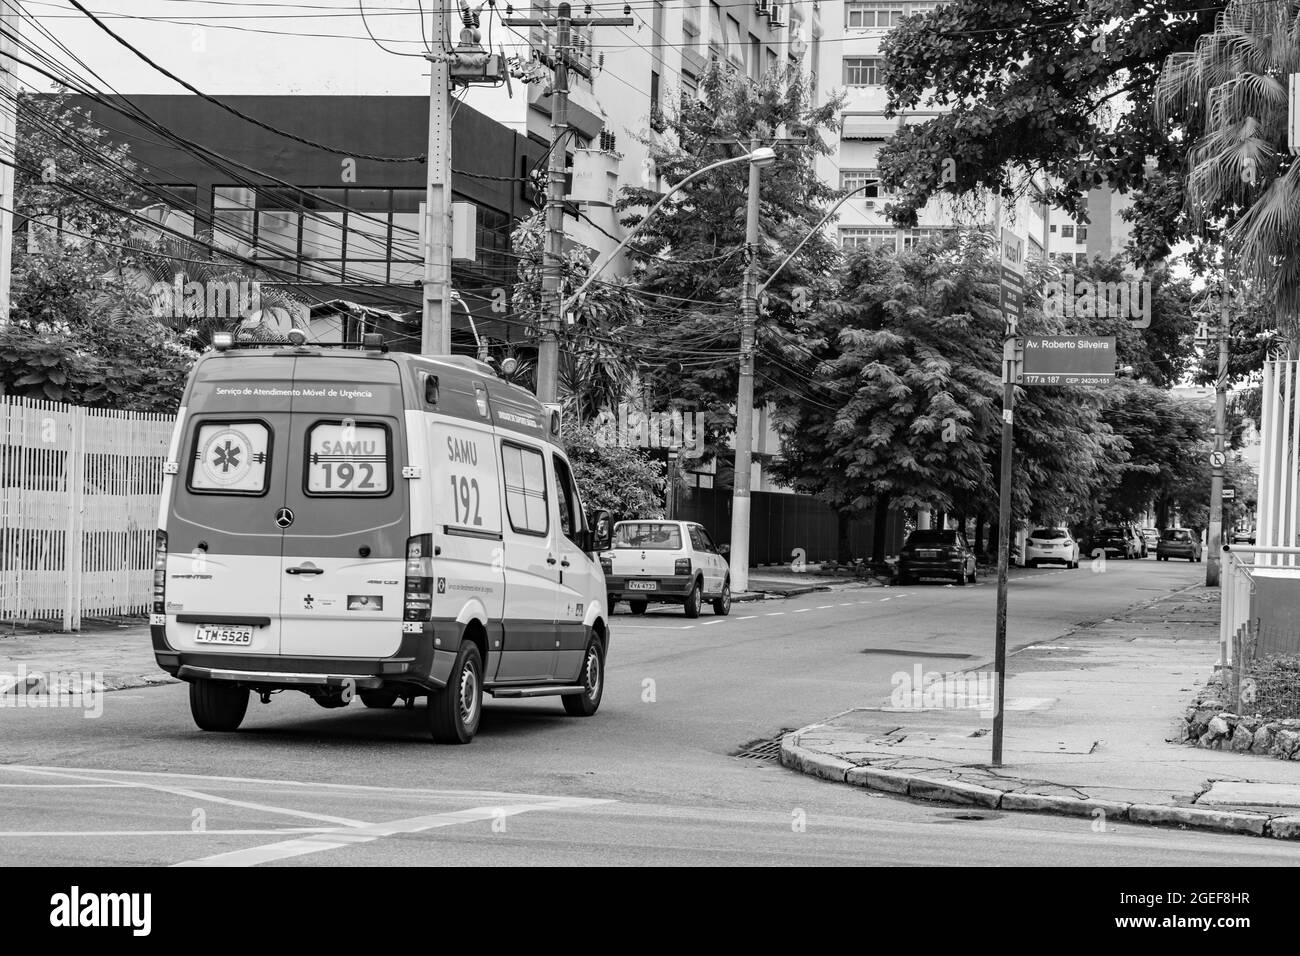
top-left (896, 530), bottom-right (977, 586)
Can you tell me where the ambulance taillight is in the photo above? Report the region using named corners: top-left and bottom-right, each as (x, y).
top-left (404, 534), bottom-right (434, 621)
top-left (153, 530), bottom-right (168, 614)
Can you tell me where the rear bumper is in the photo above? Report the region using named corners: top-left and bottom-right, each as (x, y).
top-left (1025, 549), bottom-right (1073, 564)
top-left (897, 559), bottom-right (964, 578)
top-left (1157, 548), bottom-right (1197, 559)
top-left (152, 620), bottom-right (456, 692)
top-left (606, 575), bottom-right (694, 601)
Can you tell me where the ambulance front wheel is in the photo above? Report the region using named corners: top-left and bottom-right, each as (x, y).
top-left (189, 678), bottom-right (248, 732)
top-left (428, 641), bottom-right (483, 744)
top-left (562, 636), bottom-right (604, 717)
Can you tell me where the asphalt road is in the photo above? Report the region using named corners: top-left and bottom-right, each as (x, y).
top-left (3, 556), bottom-right (1295, 866)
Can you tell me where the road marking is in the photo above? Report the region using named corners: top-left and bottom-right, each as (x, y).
top-left (737, 615), bottom-right (757, 620)
top-left (765, 612), bottom-right (785, 617)
top-left (1, 766), bottom-right (370, 828)
top-left (617, 624), bottom-right (696, 631)
top-left (840, 602), bottom-right (854, 606)
top-left (793, 608), bottom-right (811, 613)
top-left (816, 605), bottom-right (833, 609)
top-left (0, 828), bottom-right (337, 837)
top-left (700, 619), bottom-right (726, 625)
top-left (174, 796), bottom-right (612, 867)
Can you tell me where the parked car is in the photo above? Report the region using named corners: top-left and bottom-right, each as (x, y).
top-left (1140, 527), bottom-right (1160, 551)
top-left (1231, 528), bottom-right (1256, 545)
top-left (896, 529), bottom-right (978, 585)
top-left (603, 520), bottom-right (731, 617)
top-left (1088, 527), bottom-right (1141, 560)
top-left (1156, 527), bottom-right (1203, 562)
top-left (1024, 527), bottom-right (1080, 568)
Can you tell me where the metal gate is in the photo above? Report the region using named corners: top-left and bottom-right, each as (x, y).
top-left (0, 396), bottom-right (173, 629)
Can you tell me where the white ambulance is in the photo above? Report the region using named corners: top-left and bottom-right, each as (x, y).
top-left (152, 333), bottom-right (612, 744)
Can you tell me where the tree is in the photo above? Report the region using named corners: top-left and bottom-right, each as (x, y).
top-left (16, 92), bottom-right (147, 244)
top-left (1153, 0), bottom-right (1300, 329)
top-left (617, 62), bottom-right (844, 466)
top-left (0, 247), bottom-right (196, 410)
top-left (875, 0), bottom-right (1221, 247)
top-left (561, 421), bottom-right (666, 520)
top-left (510, 211), bottom-right (642, 419)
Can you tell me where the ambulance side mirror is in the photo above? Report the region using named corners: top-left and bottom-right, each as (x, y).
top-left (590, 510), bottom-right (612, 552)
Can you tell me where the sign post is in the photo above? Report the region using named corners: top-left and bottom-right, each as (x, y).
top-left (991, 227), bottom-right (1025, 768)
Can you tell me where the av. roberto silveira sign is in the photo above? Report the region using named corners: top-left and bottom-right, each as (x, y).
top-left (1018, 335), bottom-right (1117, 386)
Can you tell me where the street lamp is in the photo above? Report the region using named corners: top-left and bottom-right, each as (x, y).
top-left (558, 147), bottom-right (777, 318)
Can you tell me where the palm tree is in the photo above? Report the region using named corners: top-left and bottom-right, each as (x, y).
top-left (1154, 0), bottom-right (1300, 334)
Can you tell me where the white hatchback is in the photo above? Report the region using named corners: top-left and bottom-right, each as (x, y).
top-left (1024, 527), bottom-right (1080, 568)
top-left (602, 520), bottom-right (731, 618)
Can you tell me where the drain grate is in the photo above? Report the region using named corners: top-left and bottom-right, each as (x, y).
top-left (733, 729), bottom-right (795, 761)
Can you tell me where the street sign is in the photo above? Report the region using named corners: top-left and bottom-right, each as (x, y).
top-left (999, 228), bottom-right (1025, 332)
top-left (1223, 487), bottom-right (1236, 500)
top-left (1019, 335), bottom-right (1116, 385)
top-left (1210, 451), bottom-right (1227, 468)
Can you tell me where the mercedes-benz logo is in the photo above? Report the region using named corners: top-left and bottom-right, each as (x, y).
top-left (275, 507), bottom-right (295, 529)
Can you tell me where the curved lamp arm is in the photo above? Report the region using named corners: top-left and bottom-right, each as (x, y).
top-left (560, 150), bottom-right (773, 317)
top-left (755, 183), bottom-right (873, 300)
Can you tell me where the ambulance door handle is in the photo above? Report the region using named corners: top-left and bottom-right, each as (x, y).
top-left (546, 556), bottom-right (557, 565)
top-left (560, 558), bottom-right (571, 568)
top-left (286, 566), bottom-right (325, 576)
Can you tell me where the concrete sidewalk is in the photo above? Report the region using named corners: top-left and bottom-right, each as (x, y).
top-left (0, 621), bottom-right (169, 694)
top-left (782, 585), bottom-right (1300, 840)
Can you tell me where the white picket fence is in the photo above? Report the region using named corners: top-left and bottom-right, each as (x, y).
top-left (1, 396), bottom-right (174, 629)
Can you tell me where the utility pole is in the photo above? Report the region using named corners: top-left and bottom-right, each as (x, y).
top-left (0, 0), bottom-right (18, 328)
top-left (421, 1), bottom-right (453, 356)
top-left (729, 139), bottom-right (762, 595)
top-left (1207, 256), bottom-right (1231, 587)
top-left (503, 2), bottom-right (631, 403)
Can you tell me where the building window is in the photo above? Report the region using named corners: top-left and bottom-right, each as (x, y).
top-left (1060, 224), bottom-right (1074, 238)
top-left (846, 2), bottom-right (904, 28)
top-left (709, 0), bottom-right (723, 58)
top-left (213, 185), bottom-right (510, 287)
top-left (1049, 224), bottom-right (1057, 233)
top-left (901, 226), bottom-right (956, 248)
top-left (839, 226), bottom-right (897, 250)
top-left (650, 69), bottom-right (661, 122)
top-left (1076, 225), bottom-right (1088, 241)
top-left (843, 57), bottom-right (885, 86)
top-left (682, 70), bottom-right (699, 100)
top-left (749, 34), bottom-right (761, 80)
top-left (841, 168), bottom-right (886, 198)
top-left (726, 15), bottom-right (742, 63)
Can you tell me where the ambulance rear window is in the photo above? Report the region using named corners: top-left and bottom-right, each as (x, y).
top-left (188, 420), bottom-right (272, 495)
top-left (304, 421), bottom-right (391, 496)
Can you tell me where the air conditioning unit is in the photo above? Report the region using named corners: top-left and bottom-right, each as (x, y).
top-left (864, 199), bottom-right (876, 209)
top-left (769, 2), bottom-right (785, 27)
top-left (755, 0), bottom-right (770, 15)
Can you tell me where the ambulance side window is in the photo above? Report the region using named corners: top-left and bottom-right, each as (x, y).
top-left (187, 420), bottom-right (272, 496)
top-left (501, 441), bottom-right (548, 536)
top-left (553, 453), bottom-right (583, 546)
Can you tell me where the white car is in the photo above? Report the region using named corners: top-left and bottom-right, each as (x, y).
top-left (602, 520), bottom-right (731, 617)
top-left (1024, 527), bottom-right (1080, 568)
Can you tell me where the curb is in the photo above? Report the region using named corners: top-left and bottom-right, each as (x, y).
top-left (779, 731), bottom-right (1300, 840)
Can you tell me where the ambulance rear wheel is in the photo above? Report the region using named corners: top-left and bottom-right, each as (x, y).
top-left (684, 581), bottom-right (703, 618)
top-left (629, 600), bottom-right (648, 615)
top-left (428, 642), bottom-right (482, 744)
top-left (562, 636), bottom-right (604, 717)
top-left (189, 679), bottom-right (248, 732)
top-left (360, 689), bottom-right (398, 708)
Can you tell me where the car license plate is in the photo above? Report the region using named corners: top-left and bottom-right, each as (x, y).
top-left (628, 581), bottom-right (657, 591)
top-left (193, 624), bottom-right (253, 646)
top-left (917, 550), bottom-right (939, 558)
